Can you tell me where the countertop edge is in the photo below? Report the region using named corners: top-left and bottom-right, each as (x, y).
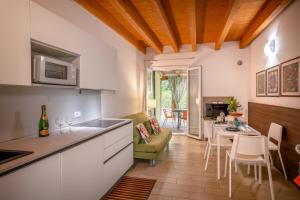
top-left (0, 120), bottom-right (132, 177)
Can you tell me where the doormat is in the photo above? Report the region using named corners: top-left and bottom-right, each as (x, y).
top-left (104, 176), bottom-right (156, 200)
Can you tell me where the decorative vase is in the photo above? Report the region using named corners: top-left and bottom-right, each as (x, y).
top-left (233, 118), bottom-right (240, 128)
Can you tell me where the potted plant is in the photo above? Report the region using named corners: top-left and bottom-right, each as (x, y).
top-left (227, 97), bottom-right (242, 117)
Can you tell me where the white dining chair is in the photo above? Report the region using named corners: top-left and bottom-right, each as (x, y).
top-left (268, 123), bottom-right (287, 179)
top-left (204, 125), bottom-right (232, 171)
top-left (203, 120), bottom-right (213, 160)
top-left (224, 135), bottom-right (274, 200)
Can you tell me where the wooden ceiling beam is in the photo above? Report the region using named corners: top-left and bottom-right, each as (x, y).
top-left (191, 0), bottom-right (206, 51)
top-left (215, 0), bottom-right (242, 50)
top-left (152, 0), bottom-right (179, 52)
top-left (109, 0), bottom-right (163, 53)
top-left (190, 0), bottom-right (197, 51)
top-left (75, 0), bottom-right (146, 53)
top-left (240, 0), bottom-right (293, 48)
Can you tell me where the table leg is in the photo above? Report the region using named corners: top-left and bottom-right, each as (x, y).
top-left (177, 112), bottom-right (180, 129)
top-left (217, 134), bottom-right (220, 180)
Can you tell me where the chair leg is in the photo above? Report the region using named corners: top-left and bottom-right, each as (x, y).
top-left (259, 164), bottom-right (262, 184)
top-left (150, 160), bottom-right (156, 167)
top-left (254, 164), bottom-right (257, 181)
top-left (247, 164), bottom-right (250, 175)
top-left (229, 159), bottom-right (232, 198)
top-left (269, 152), bottom-right (274, 166)
top-left (204, 144), bottom-right (211, 171)
top-left (277, 150), bottom-right (287, 179)
top-left (203, 142), bottom-right (209, 160)
top-left (266, 159), bottom-right (275, 200)
top-left (224, 152), bottom-right (228, 177)
top-left (163, 119), bottom-right (167, 127)
top-left (235, 161), bottom-right (238, 173)
top-left (172, 119), bottom-right (176, 128)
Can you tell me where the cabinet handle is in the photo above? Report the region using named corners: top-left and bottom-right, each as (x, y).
top-left (103, 142), bottom-right (133, 164)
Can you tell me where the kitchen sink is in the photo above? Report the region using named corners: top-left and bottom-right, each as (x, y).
top-left (0, 149), bottom-right (33, 165)
top-left (72, 119), bottom-right (125, 128)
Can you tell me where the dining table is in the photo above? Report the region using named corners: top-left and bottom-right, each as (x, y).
top-left (172, 109), bottom-right (187, 129)
top-left (213, 122), bottom-right (261, 180)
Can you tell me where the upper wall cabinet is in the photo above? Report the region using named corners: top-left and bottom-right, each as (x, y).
top-left (30, 1), bottom-right (81, 54)
top-left (0, 0), bottom-right (31, 86)
top-left (80, 31), bottom-right (118, 90)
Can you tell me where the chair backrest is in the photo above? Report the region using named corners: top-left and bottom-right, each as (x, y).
top-left (268, 123), bottom-right (283, 145)
top-left (204, 121), bottom-right (213, 139)
top-left (182, 111), bottom-right (187, 120)
top-left (230, 135), bottom-right (268, 161)
top-left (163, 108), bottom-right (168, 118)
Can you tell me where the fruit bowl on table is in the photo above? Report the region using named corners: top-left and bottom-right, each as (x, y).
top-left (229, 112), bottom-right (243, 117)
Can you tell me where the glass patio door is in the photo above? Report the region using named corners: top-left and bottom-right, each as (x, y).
top-left (187, 67), bottom-right (202, 139)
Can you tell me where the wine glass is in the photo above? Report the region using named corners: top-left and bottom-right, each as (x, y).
top-left (64, 116), bottom-right (73, 132)
top-left (55, 116), bottom-right (63, 133)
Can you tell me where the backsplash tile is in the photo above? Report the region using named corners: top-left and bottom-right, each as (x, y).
top-left (0, 86), bottom-right (101, 142)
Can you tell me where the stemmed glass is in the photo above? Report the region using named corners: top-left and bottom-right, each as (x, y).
top-left (64, 116), bottom-right (73, 132)
top-left (55, 116), bottom-right (64, 133)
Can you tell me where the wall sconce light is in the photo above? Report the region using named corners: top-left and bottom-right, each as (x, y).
top-left (264, 38), bottom-right (276, 56)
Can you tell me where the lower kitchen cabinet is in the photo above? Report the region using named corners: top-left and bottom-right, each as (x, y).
top-left (61, 136), bottom-right (104, 200)
top-left (0, 154), bottom-right (61, 200)
top-left (103, 143), bottom-right (134, 194)
top-left (0, 122), bottom-right (133, 200)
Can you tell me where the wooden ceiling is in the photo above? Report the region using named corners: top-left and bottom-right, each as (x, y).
top-left (75, 0), bottom-right (293, 54)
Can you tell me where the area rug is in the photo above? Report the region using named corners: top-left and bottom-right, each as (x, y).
top-left (104, 176), bottom-right (156, 200)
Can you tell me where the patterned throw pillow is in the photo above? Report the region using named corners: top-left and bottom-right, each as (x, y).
top-left (143, 120), bottom-right (154, 135)
top-left (136, 123), bottom-right (152, 144)
top-left (149, 117), bottom-right (161, 134)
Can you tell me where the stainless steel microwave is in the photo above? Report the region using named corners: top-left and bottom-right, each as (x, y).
top-left (32, 55), bottom-right (77, 86)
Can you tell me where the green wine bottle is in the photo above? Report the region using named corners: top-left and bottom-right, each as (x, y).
top-left (39, 105), bottom-right (49, 137)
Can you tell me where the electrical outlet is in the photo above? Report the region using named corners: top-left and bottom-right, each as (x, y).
top-left (74, 111), bottom-right (81, 118)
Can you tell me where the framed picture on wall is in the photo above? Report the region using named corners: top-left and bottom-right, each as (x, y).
top-left (280, 57), bottom-right (300, 97)
top-left (266, 65), bottom-right (280, 96)
top-left (256, 70), bottom-right (266, 96)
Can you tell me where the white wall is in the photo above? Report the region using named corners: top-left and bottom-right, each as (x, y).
top-left (249, 0), bottom-right (300, 109)
top-left (32, 0), bottom-right (145, 117)
top-left (193, 42), bottom-right (250, 112)
top-left (146, 42), bottom-right (250, 116)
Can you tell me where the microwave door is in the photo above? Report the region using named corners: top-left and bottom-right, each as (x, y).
top-left (40, 57), bottom-right (75, 86)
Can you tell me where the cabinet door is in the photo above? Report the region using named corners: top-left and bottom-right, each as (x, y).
top-left (30, 1), bottom-right (81, 54)
top-left (0, 0), bottom-right (31, 86)
top-left (61, 136), bottom-right (104, 200)
top-left (103, 143), bottom-right (133, 194)
top-left (80, 31), bottom-right (118, 90)
top-left (0, 154), bottom-right (61, 200)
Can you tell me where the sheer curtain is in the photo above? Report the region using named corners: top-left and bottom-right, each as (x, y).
top-left (168, 75), bottom-right (187, 109)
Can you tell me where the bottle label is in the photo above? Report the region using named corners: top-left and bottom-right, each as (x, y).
top-left (39, 130), bottom-right (49, 136)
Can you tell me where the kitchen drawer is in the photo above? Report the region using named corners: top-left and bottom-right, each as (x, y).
top-left (103, 143), bottom-right (133, 193)
top-left (104, 123), bottom-right (132, 148)
top-left (104, 134), bottom-right (132, 162)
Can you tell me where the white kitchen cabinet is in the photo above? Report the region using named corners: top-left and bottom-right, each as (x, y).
top-left (0, 0), bottom-right (31, 86)
top-left (80, 31), bottom-right (118, 90)
top-left (30, 1), bottom-right (81, 54)
top-left (102, 123), bottom-right (133, 194)
top-left (61, 136), bottom-right (104, 200)
top-left (103, 143), bottom-right (134, 194)
top-left (0, 154), bottom-right (61, 200)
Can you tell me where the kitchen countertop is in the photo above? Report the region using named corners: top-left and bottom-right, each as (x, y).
top-left (0, 119), bottom-right (132, 176)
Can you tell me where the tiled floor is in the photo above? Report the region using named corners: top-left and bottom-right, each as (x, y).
top-left (127, 135), bottom-right (300, 200)
top-left (160, 118), bottom-right (187, 134)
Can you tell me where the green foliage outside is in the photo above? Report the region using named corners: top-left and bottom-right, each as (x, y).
top-left (161, 80), bottom-right (187, 109)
